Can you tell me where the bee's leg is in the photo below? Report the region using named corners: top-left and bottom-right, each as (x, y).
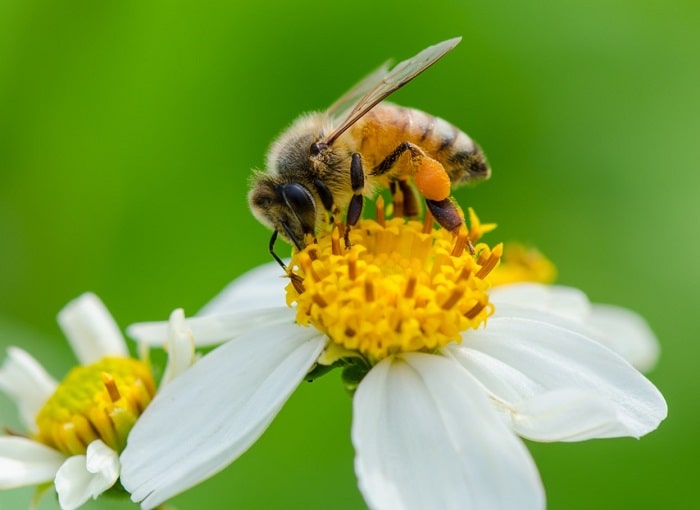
top-left (397, 179), bottom-right (420, 218)
top-left (425, 198), bottom-right (472, 252)
top-left (313, 178), bottom-right (338, 218)
top-left (268, 230), bottom-right (288, 271)
top-left (389, 179), bottom-right (420, 218)
top-left (345, 153), bottom-right (365, 247)
top-left (270, 230), bottom-right (305, 293)
top-left (372, 142), bottom-right (449, 202)
top-left (372, 141), bottom-right (423, 176)
top-left (313, 178), bottom-right (346, 242)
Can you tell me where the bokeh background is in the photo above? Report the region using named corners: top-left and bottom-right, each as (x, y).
top-left (1, 0), bottom-right (698, 508)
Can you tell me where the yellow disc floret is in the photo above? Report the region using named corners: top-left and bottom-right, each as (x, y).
top-left (35, 357), bottom-right (155, 456)
top-left (286, 213), bottom-right (502, 363)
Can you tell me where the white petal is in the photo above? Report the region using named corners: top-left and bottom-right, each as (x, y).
top-left (353, 353), bottom-right (544, 510)
top-left (0, 347), bottom-right (57, 432)
top-left (85, 441), bottom-right (120, 491)
top-left (57, 293), bottom-right (128, 364)
top-left (587, 304), bottom-right (660, 372)
top-left (120, 322), bottom-right (326, 509)
top-left (447, 311), bottom-right (667, 440)
top-left (0, 436), bottom-right (64, 489)
top-left (127, 306), bottom-right (296, 347)
top-left (509, 389), bottom-right (637, 441)
top-left (160, 309), bottom-right (196, 386)
top-left (198, 261), bottom-right (290, 316)
top-left (490, 283), bottom-right (591, 322)
top-left (490, 284), bottom-right (659, 372)
top-left (55, 456), bottom-right (89, 510)
top-left (55, 441), bottom-right (119, 510)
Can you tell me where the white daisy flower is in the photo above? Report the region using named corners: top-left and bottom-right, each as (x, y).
top-left (0, 294), bottom-right (195, 509)
top-left (121, 212), bottom-right (667, 510)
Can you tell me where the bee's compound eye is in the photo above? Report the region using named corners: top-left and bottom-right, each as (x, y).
top-left (280, 183), bottom-right (315, 214)
top-left (280, 183), bottom-right (316, 236)
top-left (309, 142), bottom-right (327, 155)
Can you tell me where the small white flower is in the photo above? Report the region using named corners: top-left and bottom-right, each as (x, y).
top-left (121, 217), bottom-right (667, 510)
top-left (0, 294), bottom-right (195, 509)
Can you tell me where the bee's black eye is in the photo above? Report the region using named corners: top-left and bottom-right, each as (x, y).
top-left (280, 183), bottom-right (316, 236)
top-left (280, 183), bottom-right (314, 215)
top-left (309, 142), bottom-right (327, 155)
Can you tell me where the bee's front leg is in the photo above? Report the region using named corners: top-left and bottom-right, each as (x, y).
top-left (344, 153), bottom-right (365, 247)
top-left (313, 178), bottom-right (340, 220)
top-left (268, 230), bottom-right (288, 270)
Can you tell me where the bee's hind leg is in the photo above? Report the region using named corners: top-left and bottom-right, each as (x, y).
top-left (372, 141), bottom-right (451, 205)
top-left (425, 198), bottom-right (462, 231)
top-left (425, 198), bottom-right (473, 254)
top-left (425, 198), bottom-right (464, 232)
top-left (344, 153), bottom-right (365, 247)
top-left (390, 178), bottom-right (420, 218)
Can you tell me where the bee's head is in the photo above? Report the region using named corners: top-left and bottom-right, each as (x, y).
top-left (249, 113), bottom-right (336, 255)
top-left (248, 174), bottom-right (317, 250)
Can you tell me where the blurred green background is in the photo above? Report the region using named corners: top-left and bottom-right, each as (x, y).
top-left (1, 0), bottom-right (698, 508)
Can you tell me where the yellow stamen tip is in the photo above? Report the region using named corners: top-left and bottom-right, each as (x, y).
top-left (475, 243), bottom-right (503, 279)
top-left (451, 224), bottom-right (470, 257)
top-left (331, 228), bottom-right (342, 255)
top-left (364, 280), bottom-right (375, 302)
top-left (375, 196), bottom-right (386, 227)
top-left (422, 208), bottom-right (435, 234)
top-left (101, 372), bottom-right (121, 403)
top-left (392, 187), bottom-right (405, 217)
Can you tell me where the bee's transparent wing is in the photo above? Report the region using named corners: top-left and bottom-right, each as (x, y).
top-left (325, 60), bottom-right (393, 120)
top-left (322, 37), bottom-right (461, 145)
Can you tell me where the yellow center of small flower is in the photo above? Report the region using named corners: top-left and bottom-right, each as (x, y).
top-left (34, 357), bottom-right (155, 456)
top-left (286, 207), bottom-right (502, 363)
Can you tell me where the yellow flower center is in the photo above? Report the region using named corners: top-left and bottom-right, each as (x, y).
top-left (34, 357), bottom-right (155, 456)
top-left (286, 204), bottom-right (502, 363)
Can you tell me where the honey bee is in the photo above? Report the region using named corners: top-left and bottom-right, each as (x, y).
top-left (249, 37), bottom-right (490, 267)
